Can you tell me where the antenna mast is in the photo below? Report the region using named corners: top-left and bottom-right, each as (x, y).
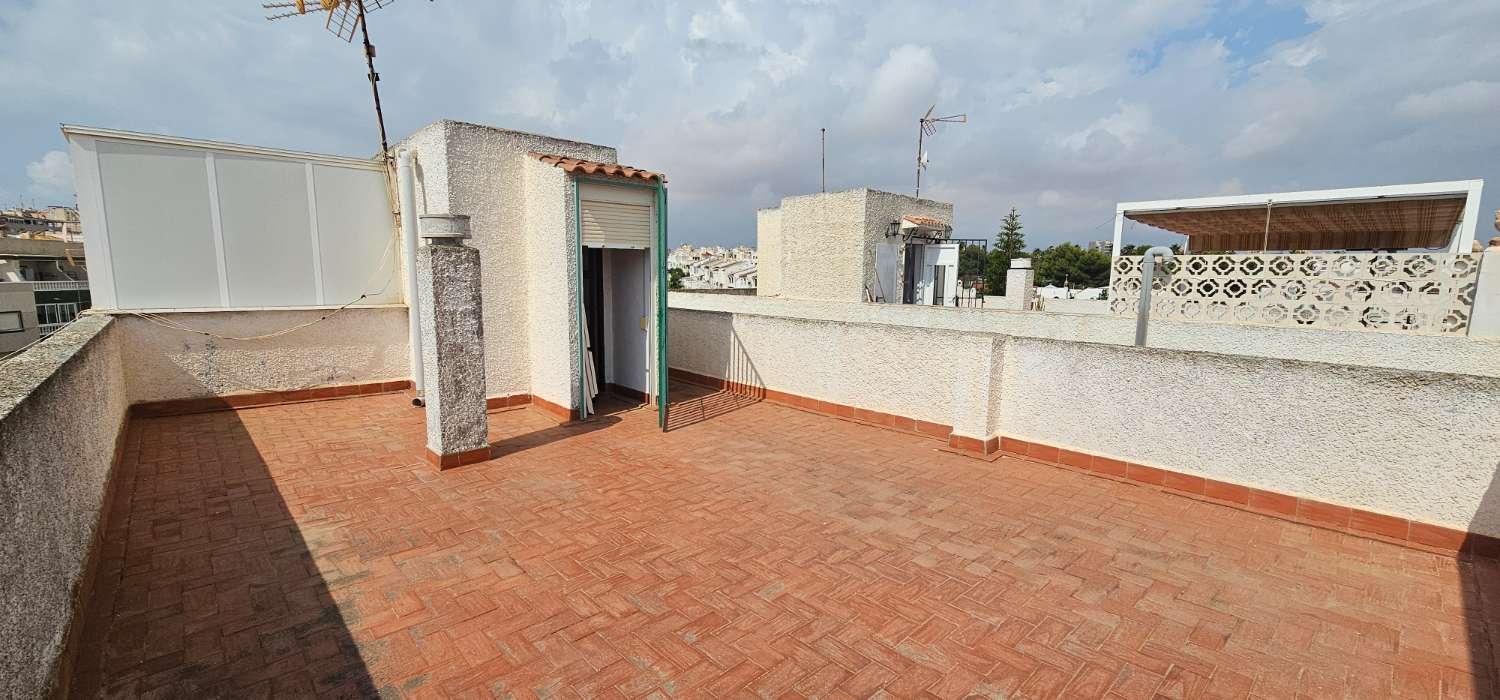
top-left (915, 105), bottom-right (966, 198)
top-left (820, 127), bottom-right (826, 193)
top-left (263, 0), bottom-right (400, 160)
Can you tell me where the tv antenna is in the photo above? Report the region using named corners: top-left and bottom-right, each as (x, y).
top-left (262, 0), bottom-right (403, 159)
top-left (915, 104), bottom-right (966, 198)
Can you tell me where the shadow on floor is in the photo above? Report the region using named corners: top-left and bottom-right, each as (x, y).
top-left (68, 410), bottom-right (378, 697)
top-left (666, 381), bottom-right (762, 432)
top-left (488, 406), bottom-right (622, 459)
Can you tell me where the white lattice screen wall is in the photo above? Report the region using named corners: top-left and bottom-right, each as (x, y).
top-left (1108, 252), bottom-right (1483, 335)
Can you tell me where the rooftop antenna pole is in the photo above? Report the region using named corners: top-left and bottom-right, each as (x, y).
top-left (915, 105), bottom-right (966, 199)
top-left (263, 0), bottom-right (405, 160)
top-left (355, 0), bottom-right (390, 158)
top-left (820, 128), bottom-right (827, 193)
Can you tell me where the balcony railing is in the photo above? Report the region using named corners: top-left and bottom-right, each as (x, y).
top-left (31, 280), bottom-right (89, 291)
top-left (1108, 252), bottom-right (1483, 335)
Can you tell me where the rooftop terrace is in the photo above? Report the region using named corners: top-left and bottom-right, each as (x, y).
top-left (64, 386), bottom-right (1500, 698)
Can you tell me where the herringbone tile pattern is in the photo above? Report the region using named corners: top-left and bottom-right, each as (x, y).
top-left (70, 386), bottom-right (1499, 698)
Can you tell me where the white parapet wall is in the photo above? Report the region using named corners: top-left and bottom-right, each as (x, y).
top-left (108, 307), bottom-right (411, 403)
top-left (668, 293), bottom-right (1500, 539)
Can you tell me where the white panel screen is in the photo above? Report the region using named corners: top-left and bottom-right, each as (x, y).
top-left (214, 155), bottom-right (317, 306)
top-left (96, 140), bottom-right (221, 308)
top-left (312, 165), bottom-right (399, 304)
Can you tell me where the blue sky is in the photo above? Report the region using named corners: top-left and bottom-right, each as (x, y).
top-left (1, 0), bottom-right (1496, 249)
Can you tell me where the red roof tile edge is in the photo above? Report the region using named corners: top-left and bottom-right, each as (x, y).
top-left (528, 152), bottom-right (666, 184)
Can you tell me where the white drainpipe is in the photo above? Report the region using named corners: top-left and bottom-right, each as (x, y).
top-left (396, 148), bottom-right (425, 404)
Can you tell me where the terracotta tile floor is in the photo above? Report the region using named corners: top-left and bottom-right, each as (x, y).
top-left (71, 385), bottom-right (1500, 698)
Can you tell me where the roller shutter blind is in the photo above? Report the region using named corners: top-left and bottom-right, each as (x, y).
top-left (580, 199), bottom-right (651, 248)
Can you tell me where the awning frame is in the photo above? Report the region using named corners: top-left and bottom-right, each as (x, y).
top-left (1112, 180), bottom-right (1485, 255)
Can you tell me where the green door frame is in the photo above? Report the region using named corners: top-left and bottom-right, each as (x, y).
top-left (572, 176), bottom-right (668, 430)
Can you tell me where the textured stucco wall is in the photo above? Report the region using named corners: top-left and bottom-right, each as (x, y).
top-left (1038, 298), bottom-right (1108, 315)
top-left (668, 298), bottom-right (1500, 537)
top-left (0, 315), bottom-right (127, 697)
top-left (397, 120), bottom-right (611, 402)
top-left (669, 308), bottom-right (992, 434)
top-left (417, 243), bottom-right (488, 455)
top-left (669, 292), bottom-right (1500, 378)
top-left (755, 207), bottom-right (782, 297)
top-left (998, 336), bottom-right (1500, 537)
top-left (111, 307), bottom-right (410, 403)
top-left (522, 158), bottom-right (581, 409)
top-left (772, 189), bottom-right (953, 304)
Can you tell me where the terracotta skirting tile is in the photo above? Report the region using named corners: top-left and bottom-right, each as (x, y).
top-left (130, 380), bottom-right (409, 418)
top-left (1297, 499), bottom-right (1351, 529)
top-left (425, 446), bottom-right (493, 470)
top-left (1202, 479), bottom-right (1250, 505)
top-left (915, 420), bottom-right (950, 440)
top-left (1125, 463), bottom-right (1166, 486)
top-left (890, 416), bottom-right (916, 433)
top-left (1058, 449), bottom-right (1092, 470)
top-left (1026, 442), bottom-right (1059, 464)
top-left (1000, 436), bottom-right (1030, 455)
top-left (1160, 471), bottom-right (1206, 495)
top-left (1348, 510), bottom-right (1409, 541)
top-left (1090, 456), bottom-right (1128, 477)
top-left (1408, 522), bottom-right (1468, 551)
top-left (1248, 489), bottom-right (1298, 517)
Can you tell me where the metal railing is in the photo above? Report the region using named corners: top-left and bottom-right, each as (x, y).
top-left (31, 280), bottom-right (89, 291)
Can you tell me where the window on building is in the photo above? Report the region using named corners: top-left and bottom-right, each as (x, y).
top-left (0, 311), bottom-right (23, 333)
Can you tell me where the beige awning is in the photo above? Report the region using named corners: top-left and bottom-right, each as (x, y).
top-left (1126, 195), bottom-right (1467, 252)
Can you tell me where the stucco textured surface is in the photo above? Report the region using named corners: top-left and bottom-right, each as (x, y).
top-left (670, 292), bottom-right (1500, 378)
top-left (669, 308), bottom-right (991, 434)
top-left (998, 335), bottom-right (1500, 538)
top-left (669, 298), bottom-right (1500, 537)
top-left (522, 158), bottom-right (582, 410)
top-left (417, 243), bottom-right (488, 455)
top-left (0, 315), bottom-right (126, 697)
top-left (111, 308), bottom-right (409, 403)
top-left (754, 207), bottom-right (782, 297)
top-left (763, 189), bottom-right (952, 303)
top-left (397, 120), bottom-right (611, 404)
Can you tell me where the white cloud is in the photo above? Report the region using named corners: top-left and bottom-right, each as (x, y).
top-left (1395, 81), bottom-right (1500, 119)
top-left (25, 150), bottom-right (73, 200)
top-left (1060, 102), bottom-right (1151, 151)
top-left (0, 0), bottom-right (1496, 250)
top-left (847, 44), bottom-right (940, 133)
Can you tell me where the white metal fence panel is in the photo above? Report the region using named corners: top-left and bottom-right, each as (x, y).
top-left (1108, 252), bottom-right (1483, 335)
top-left (66, 126), bottom-right (398, 310)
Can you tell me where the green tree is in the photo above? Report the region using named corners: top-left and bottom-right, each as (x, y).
top-left (1032, 243), bottom-right (1111, 288)
top-left (984, 207), bottom-right (1028, 294)
top-left (668, 267), bottom-right (686, 290)
top-left (958, 244), bottom-right (987, 281)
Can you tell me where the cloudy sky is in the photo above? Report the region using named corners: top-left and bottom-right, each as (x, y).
top-left (1, 0), bottom-right (1497, 249)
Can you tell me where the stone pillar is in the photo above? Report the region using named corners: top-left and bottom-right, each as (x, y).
top-left (1470, 250), bottom-right (1500, 338)
top-left (416, 214), bottom-right (490, 469)
top-left (1000, 258), bottom-right (1036, 311)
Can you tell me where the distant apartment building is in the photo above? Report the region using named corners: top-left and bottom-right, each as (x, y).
top-left (1, 205), bottom-right (83, 242)
top-left (670, 244), bottom-right (757, 289)
top-left (0, 236), bottom-right (90, 352)
top-left (1086, 239), bottom-right (1112, 254)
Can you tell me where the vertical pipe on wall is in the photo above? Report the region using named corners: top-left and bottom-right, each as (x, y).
top-left (396, 148), bottom-right (425, 401)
